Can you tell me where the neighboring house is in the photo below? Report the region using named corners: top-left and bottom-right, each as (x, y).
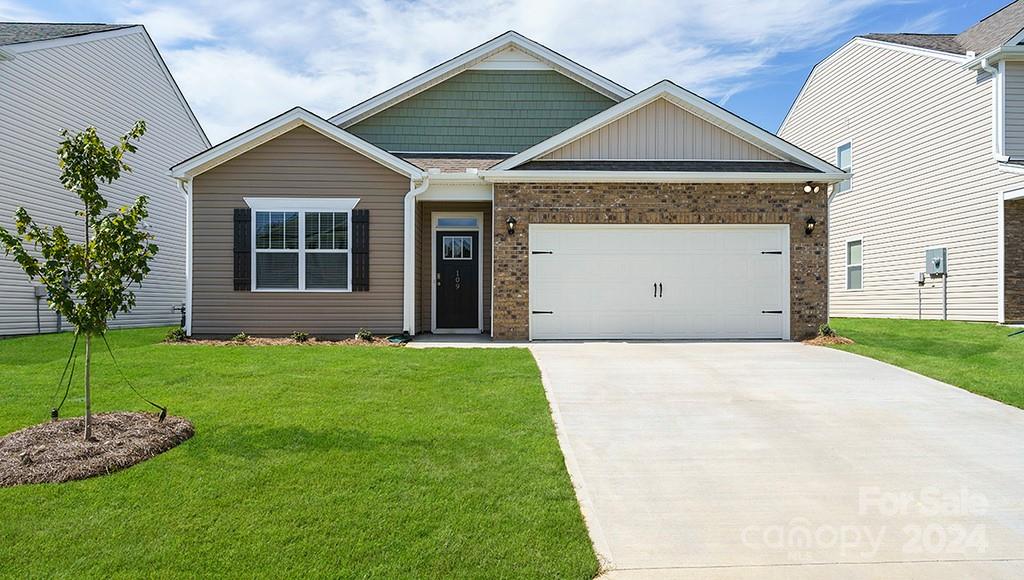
top-left (779, 1), bottom-right (1024, 323)
top-left (0, 23), bottom-right (209, 336)
top-left (171, 32), bottom-right (846, 341)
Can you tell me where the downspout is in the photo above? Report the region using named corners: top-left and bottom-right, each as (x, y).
top-left (176, 178), bottom-right (193, 336)
top-left (981, 58), bottom-right (1009, 162)
top-left (403, 174), bottom-right (430, 335)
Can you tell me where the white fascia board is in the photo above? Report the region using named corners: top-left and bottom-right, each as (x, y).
top-left (328, 31), bottom-right (633, 127)
top-left (170, 107), bottom-right (424, 180)
top-left (492, 80), bottom-right (841, 174)
top-left (963, 46), bottom-right (1024, 69)
top-left (480, 170), bottom-right (849, 184)
top-left (782, 37), bottom-right (968, 133)
top-left (1005, 187), bottom-right (1024, 200)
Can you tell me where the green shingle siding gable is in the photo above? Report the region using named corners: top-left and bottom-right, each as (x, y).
top-left (346, 70), bottom-right (617, 153)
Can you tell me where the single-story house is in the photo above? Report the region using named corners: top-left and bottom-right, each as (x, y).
top-left (171, 32), bottom-right (847, 341)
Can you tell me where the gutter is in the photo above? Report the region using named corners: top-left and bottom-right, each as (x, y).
top-left (479, 170), bottom-right (849, 184)
top-left (979, 57), bottom-right (1010, 162)
top-left (403, 174), bottom-right (430, 334)
top-left (174, 177), bottom-right (194, 336)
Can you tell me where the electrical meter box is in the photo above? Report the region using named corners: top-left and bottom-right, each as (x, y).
top-left (926, 247), bottom-right (946, 276)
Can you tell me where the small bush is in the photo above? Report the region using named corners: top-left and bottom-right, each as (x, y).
top-left (165, 328), bottom-right (187, 342)
top-left (231, 332), bottom-right (249, 343)
top-left (355, 328), bottom-right (373, 341)
top-left (290, 331), bottom-right (310, 343)
top-left (818, 323), bottom-right (836, 337)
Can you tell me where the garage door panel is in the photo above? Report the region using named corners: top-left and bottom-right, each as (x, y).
top-left (529, 225), bottom-right (788, 340)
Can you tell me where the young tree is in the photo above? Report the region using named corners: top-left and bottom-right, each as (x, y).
top-left (0, 121), bottom-right (157, 440)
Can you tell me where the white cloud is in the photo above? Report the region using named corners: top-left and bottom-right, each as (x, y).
top-left (7, 0), bottom-right (896, 142)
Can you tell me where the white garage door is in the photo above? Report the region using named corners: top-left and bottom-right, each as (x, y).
top-left (529, 225), bottom-right (789, 340)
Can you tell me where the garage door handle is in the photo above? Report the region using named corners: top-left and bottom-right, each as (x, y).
top-left (658, 283), bottom-right (663, 298)
top-left (761, 310), bottom-right (783, 314)
top-left (654, 283), bottom-right (657, 297)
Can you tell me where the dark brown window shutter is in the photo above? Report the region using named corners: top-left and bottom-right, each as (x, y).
top-left (352, 209), bottom-right (369, 291)
top-left (233, 208), bottom-right (251, 291)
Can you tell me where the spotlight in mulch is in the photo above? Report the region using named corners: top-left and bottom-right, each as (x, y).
top-left (0, 412), bottom-right (194, 488)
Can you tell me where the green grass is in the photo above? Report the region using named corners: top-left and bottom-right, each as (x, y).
top-left (0, 328), bottom-right (597, 578)
top-left (828, 318), bottom-right (1024, 410)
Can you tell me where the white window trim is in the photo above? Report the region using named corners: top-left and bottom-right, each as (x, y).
top-left (846, 237), bottom-right (863, 291)
top-left (245, 198), bottom-right (360, 293)
top-left (431, 212), bottom-right (484, 334)
top-left (835, 140), bottom-right (853, 195)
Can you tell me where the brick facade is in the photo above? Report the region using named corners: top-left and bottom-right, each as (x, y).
top-left (1006, 199), bottom-right (1024, 322)
top-left (491, 182), bottom-right (829, 340)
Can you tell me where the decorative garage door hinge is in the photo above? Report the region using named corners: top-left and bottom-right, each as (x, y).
top-left (531, 250), bottom-right (553, 255)
top-left (761, 251), bottom-right (783, 255)
top-left (761, 310), bottom-right (783, 314)
top-left (531, 310), bottom-right (554, 315)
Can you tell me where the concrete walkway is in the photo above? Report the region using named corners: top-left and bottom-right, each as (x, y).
top-left (529, 342), bottom-right (1024, 579)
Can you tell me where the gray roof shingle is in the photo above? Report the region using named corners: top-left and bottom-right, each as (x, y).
top-left (860, 33), bottom-right (964, 55)
top-left (859, 1), bottom-right (1024, 56)
top-left (0, 23), bottom-right (134, 46)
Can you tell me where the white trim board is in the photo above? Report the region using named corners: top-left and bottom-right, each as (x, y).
top-left (170, 107), bottom-right (423, 180)
top-left (480, 170), bottom-right (847, 184)
top-left (328, 31), bottom-right (633, 127)
top-left (492, 80), bottom-right (842, 175)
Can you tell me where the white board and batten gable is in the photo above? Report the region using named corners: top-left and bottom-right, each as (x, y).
top-left (485, 80), bottom-right (847, 183)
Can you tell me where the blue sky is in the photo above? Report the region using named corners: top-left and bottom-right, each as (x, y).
top-left (1, 0), bottom-right (1013, 142)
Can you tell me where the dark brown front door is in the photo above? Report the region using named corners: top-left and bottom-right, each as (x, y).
top-left (436, 231), bottom-right (479, 329)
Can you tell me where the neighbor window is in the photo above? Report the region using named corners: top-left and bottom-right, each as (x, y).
top-left (846, 239), bottom-right (862, 290)
top-left (254, 209), bottom-right (349, 291)
top-left (836, 142), bottom-right (852, 193)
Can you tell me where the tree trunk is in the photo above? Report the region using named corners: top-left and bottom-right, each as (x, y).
top-left (84, 332), bottom-right (92, 441)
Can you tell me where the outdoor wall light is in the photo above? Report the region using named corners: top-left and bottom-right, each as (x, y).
top-left (506, 216), bottom-right (518, 235)
top-left (805, 216), bottom-right (817, 236)
top-left (803, 182), bottom-right (821, 194)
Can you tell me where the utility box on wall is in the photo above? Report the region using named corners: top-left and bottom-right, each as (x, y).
top-left (926, 247), bottom-right (947, 276)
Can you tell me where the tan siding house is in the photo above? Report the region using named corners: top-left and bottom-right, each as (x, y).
top-left (0, 24), bottom-right (208, 336)
top-left (780, 9), bottom-right (1024, 323)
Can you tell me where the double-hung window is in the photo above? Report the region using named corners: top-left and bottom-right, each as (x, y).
top-left (836, 142), bottom-right (852, 193)
top-left (249, 198), bottom-right (357, 291)
top-left (846, 239), bottom-right (863, 290)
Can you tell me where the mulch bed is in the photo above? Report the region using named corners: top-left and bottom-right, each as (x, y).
top-left (0, 412), bottom-right (194, 487)
top-left (803, 335), bottom-right (855, 346)
top-left (169, 336), bottom-right (402, 347)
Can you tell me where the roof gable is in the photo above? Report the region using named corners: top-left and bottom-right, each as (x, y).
top-left (171, 108), bottom-right (422, 180)
top-left (538, 96), bottom-right (780, 162)
top-left (494, 80), bottom-right (839, 174)
top-left (957, 0), bottom-right (1024, 54)
top-left (329, 31), bottom-right (632, 128)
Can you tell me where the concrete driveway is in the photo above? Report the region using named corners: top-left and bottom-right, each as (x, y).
top-left (530, 342), bottom-right (1024, 579)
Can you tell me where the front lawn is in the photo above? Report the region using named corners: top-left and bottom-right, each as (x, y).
top-left (828, 318), bottom-right (1024, 410)
top-left (0, 328), bottom-right (597, 578)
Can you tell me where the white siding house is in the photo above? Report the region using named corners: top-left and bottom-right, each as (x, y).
top-left (0, 24), bottom-right (209, 336)
top-left (779, 3), bottom-right (1024, 323)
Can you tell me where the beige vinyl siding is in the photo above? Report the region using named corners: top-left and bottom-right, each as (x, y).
top-left (1004, 62), bottom-right (1024, 157)
top-left (541, 97), bottom-right (779, 161)
top-left (780, 41), bottom-right (1024, 321)
top-left (415, 201), bottom-right (492, 333)
top-left (0, 31), bottom-right (207, 336)
top-left (191, 126), bottom-right (409, 337)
